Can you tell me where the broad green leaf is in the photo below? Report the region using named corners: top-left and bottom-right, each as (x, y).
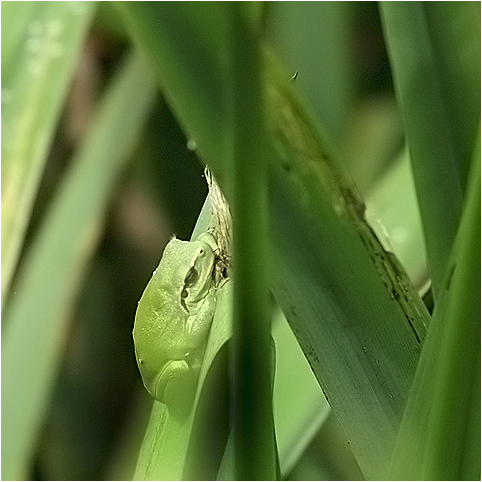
top-left (267, 2), bottom-right (355, 145)
top-left (267, 67), bottom-right (429, 479)
top-left (1, 1), bottom-right (95, 300)
top-left (1, 52), bottom-right (156, 480)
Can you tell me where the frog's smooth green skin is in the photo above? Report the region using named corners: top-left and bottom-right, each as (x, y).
top-left (133, 233), bottom-right (218, 408)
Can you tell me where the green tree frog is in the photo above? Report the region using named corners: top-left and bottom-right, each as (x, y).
top-left (133, 232), bottom-right (218, 409)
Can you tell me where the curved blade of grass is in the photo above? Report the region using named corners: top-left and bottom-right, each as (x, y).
top-left (117, 4), bottom-right (431, 478)
top-left (389, 131), bottom-right (481, 480)
top-left (1, 52), bottom-right (156, 481)
top-left (1, 1), bottom-right (95, 300)
top-left (379, 2), bottom-right (480, 303)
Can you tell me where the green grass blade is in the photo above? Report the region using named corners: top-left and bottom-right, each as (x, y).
top-left (1, 52), bottom-right (156, 481)
top-left (379, 2), bottom-right (480, 303)
top-left (1, 2), bottom-right (95, 300)
top-left (227, 4), bottom-right (277, 479)
top-left (389, 129), bottom-right (481, 480)
top-left (423, 2), bottom-right (481, 187)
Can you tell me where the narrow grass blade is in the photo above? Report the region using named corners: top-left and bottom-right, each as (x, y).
top-left (1, 2), bottom-right (95, 300)
top-left (389, 131), bottom-right (481, 480)
top-left (226, 4), bottom-right (277, 479)
top-left (379, 2), bottom-right (480, 303)
top-left (1, 52), bottom-right (156, 481)
top-left (422, 2), bottom-right (481, 187)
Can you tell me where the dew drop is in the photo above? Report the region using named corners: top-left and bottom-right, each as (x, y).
top-left (187, 139), bottom-right (197, 151)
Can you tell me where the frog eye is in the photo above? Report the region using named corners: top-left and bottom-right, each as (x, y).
top-left (184, 267), bottom-right (199, 286)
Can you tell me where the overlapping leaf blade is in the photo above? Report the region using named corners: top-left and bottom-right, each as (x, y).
top-left (1, 1), bottom-right (95, 299)
top-left (2, 52), bottom-right (156, 480)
